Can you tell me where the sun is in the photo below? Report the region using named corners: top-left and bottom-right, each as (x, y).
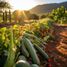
top-left (9, 0), bottom-right (37, 10)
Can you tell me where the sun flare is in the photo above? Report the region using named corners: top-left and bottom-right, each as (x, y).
top-left (9, 0), bottom-right (37, 10)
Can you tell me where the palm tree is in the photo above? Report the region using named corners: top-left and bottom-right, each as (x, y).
top-left (0, 0), bottom-right (11, 22)
top-left (0, 0), bottom-right (11, 12)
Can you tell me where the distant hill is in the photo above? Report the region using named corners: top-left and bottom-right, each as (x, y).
top-left (30, 2), bottom-right (67, 14)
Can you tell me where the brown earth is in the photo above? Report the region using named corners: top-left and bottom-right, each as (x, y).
top-left (45, 24), bottom-right (67, 67)
top-left (45, 41), bottom-right (67, 67)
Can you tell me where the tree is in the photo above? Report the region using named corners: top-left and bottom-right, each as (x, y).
top-left (0, 0), bottom-right (11, 23)
top-left (40, 15), bottom-right (46, 19)
top-left (50, 6), bottom-right (66, 24)
top-left (29, 14), bottom-right (39, 20)
top-left (0, 0), bottom-right (11, 11)
top-left (12, 10), bottom-right (20, 22)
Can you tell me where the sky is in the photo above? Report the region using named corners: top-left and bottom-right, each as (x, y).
top-left (8, 0), bottom-right (67, 10)
top-left (36, 0), bottom-right (67, 4)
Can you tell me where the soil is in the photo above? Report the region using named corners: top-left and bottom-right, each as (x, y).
top-left (45, 28), bottom-right (67, 67)
top-left (45, 41), bottom-right (67, 67)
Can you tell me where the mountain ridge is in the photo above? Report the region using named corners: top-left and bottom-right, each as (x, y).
top-left (30, 1), bottom-right (67, 14)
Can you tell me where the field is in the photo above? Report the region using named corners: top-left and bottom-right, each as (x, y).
top-left (0, 5), bottom-right (67, 67)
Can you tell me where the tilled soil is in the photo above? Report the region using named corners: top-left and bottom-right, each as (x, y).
top-left (45, 41), bottom-right (67, 67)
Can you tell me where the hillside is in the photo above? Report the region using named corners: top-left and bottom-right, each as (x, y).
top-left (30, 2), bottom-right (67, 14)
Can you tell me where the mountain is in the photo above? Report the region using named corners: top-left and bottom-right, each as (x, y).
top-left (30, 2), bottom-right (67, 14)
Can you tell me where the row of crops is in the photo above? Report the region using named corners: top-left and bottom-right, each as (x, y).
top-left (0, 18), bottom-right (54, 67)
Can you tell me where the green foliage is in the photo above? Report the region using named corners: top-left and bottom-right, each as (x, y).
top-left (12, 10), bottom-right (31, 23)
top-left (40, 14), bottom-right (47, 19)
top-left (39, 18), bottom-right (54, 29)
top-left (50, 6), bottom-right (67, 24)
top-left (0, 1), bottom-right (11, 9)
top-left (4, 26), bottom-right (16, 67)
top-left (29, 14), bottom-right (39, 20)
top-left (0, 20), bottom-right (51, 67)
